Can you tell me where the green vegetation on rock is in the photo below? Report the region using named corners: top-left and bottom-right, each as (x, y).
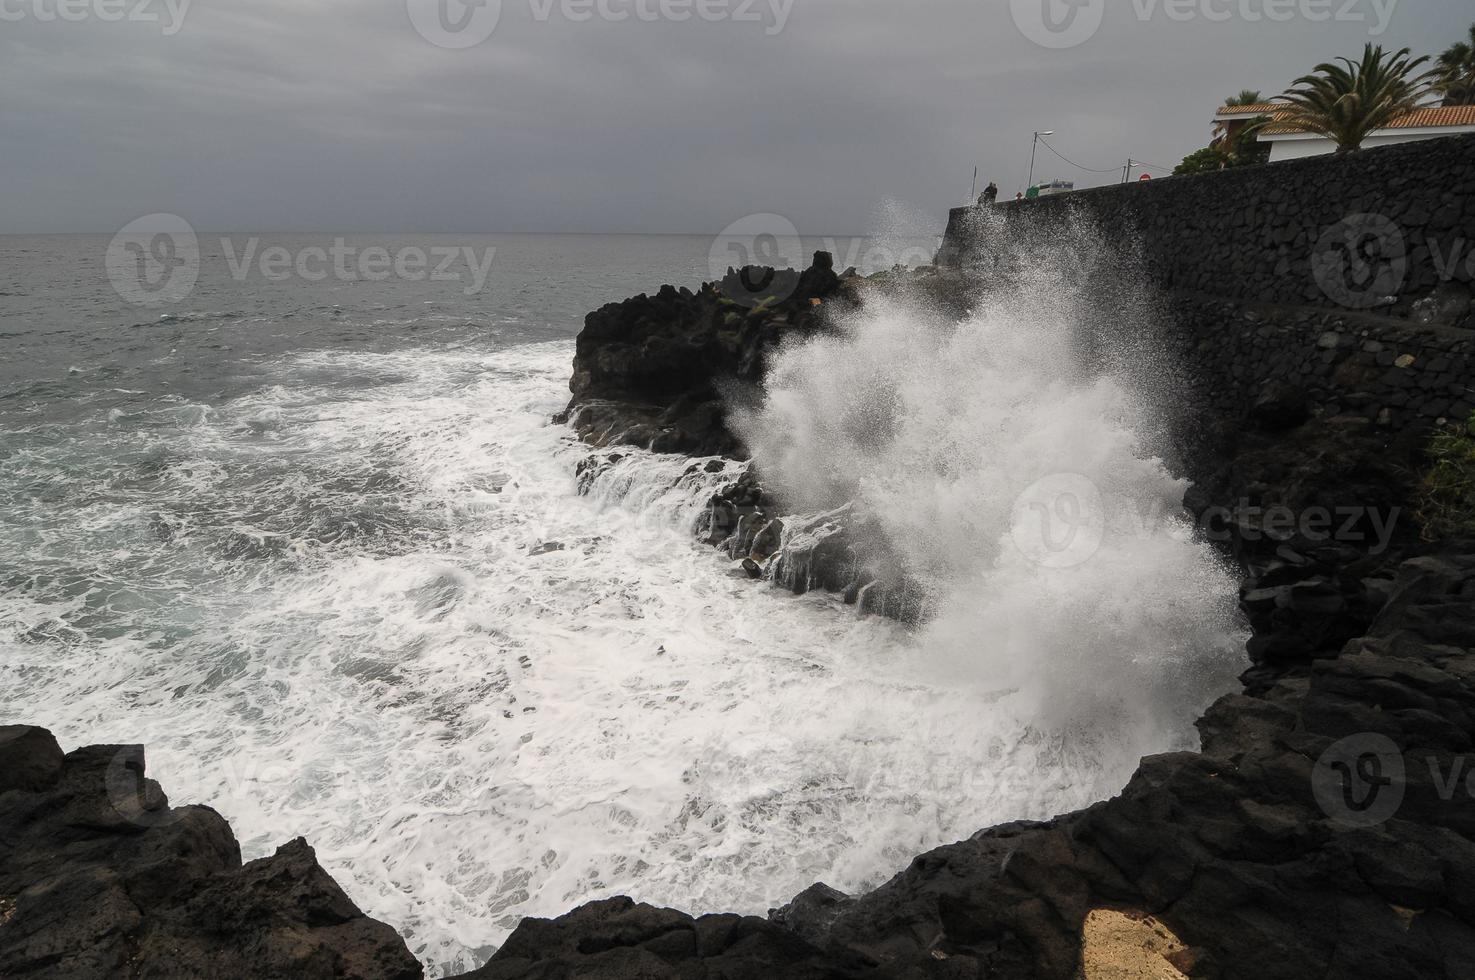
top-left (1175, 90), bottom-right (1273, 175)
top-left (1417, 413), bottom-right (1475, 539)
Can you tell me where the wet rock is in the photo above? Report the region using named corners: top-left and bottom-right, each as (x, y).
top-left (0, 730), bottom-right (422, 979)
top-left (563, 253), bottom-right (855, 456)
top-left (769, 883), bottom-right (853, 949)
top-left (574, 452), bottom-right (624, 494)
top-left (700, 466), bottom-right (776, 549)
top-left (1410, 281), bottom-right (1469, 327)
top-left (456, 897), bottom-right (839, 979)
top-left (1249, 381), bottom-right (1311, 432)
top-left (767, 509), bottom-right (928, 622)
top-left (0, 725), bottom-right (65, 794)
top-left (750, 518), bottom-right (784, 560)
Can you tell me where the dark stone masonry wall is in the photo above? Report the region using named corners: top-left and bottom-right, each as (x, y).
top-left (941, 134), bottom-right (1475, 433)
top-left (1171, 294), bottom-right (1475, 435)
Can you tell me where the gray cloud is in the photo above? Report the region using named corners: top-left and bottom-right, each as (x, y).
top-left (2, 0), bottom-right (1468, 236)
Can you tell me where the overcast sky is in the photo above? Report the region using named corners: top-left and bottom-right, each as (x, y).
top-left (2, 0), bottom-right (1469, 236)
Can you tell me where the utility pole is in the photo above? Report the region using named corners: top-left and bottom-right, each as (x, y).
top-left (1028, 131), bottom-right (1054, 191)
top-left (971, 166), bottom-right (978, 203)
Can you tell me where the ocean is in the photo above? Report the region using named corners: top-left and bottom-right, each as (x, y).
top-left (0, 230), bottom-right (1244, 976)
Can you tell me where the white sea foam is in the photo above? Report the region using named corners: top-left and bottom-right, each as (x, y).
top-left (1, 339), bottom-right (1144, 975)
top-left (1, 226), bottom-right (1246, 975)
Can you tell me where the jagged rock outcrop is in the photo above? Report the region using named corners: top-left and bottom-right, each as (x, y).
top-left (0, 727), bottom-right (422, 980)
top-left (560, 253), bottom-right (852, 456)
top-left (452, 897), bottom-right (846, 979)
top-left (1184, 409), bottom-right (1430, 695)
top-left (704, 481), bottom-right (929, 622)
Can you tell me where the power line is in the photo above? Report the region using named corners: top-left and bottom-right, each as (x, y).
top-left (1128, 158), bottom-right (1174, 173)
top-left (1035, 135), bottom-right (1121, 175)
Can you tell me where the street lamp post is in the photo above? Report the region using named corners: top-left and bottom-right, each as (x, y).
top-left (1028, 131), bottom-right (1054, 192)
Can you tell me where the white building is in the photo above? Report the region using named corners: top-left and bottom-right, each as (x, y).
top-left (1213, 103), bottom-right (1475, 162)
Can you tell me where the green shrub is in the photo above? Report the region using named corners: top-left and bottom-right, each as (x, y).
top-left (1417, 413), bottom-right (1475, 539)
top-left (1175, 146), bottom-right (1232, 175)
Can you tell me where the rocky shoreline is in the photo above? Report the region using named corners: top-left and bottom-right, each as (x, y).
top-left (462, 543), bottom-right (1475, 979)
top-left (479, 249), bottom-right (1475, 977)
top-left (6, 234), bottom-right (1474, 976)
top-left (8, 528), bottom-right (1472, 978)
top-left (515, 144), bottom-right (1474, 976)
top-left (563, 253), bottom-right (948, 622)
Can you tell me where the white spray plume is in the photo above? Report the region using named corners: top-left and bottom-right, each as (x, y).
top-left (734, 209), bottom-right (1246, 753)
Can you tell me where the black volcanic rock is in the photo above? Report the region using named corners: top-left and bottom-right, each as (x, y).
top-left (454, 897), bottom-right (846, 979)
top-left (1183, 411), bottom-right (1429, 694)
top-left (0, 727), bottom-right (422, 980)
top-left (1248, 381), bottom-right (1312, 432)
top-left (564, 252), bottom-right (856, 457)
top-left (0, 725), bottom-right (65, 793)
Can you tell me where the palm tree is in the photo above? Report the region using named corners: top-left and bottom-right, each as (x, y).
top-left (1435, 24), bottom-right (1475, 106)
top-left (1276, 44), bottom-right (1438, 154)
top-left (1211, 90), bottom-right (1269, 143)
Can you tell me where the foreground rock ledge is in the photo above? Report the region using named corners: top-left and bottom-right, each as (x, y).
top-left (0, 728), bottom-right (422, 979)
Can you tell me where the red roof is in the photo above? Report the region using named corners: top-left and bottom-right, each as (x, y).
top-left (1214, 103), bottom-right (1292, 118)
top-left (1235, 103), bottom-right (1475, 136)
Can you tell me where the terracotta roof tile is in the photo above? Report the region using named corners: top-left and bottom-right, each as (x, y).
top-left (1214, 103), bottom-right (1290, 117)
top-left (1379, 105), bottom-right (1475, 129)
top-left (1258, 104), bottom-right (1475, 136)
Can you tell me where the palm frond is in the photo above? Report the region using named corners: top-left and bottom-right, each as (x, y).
top-left (1434, 24), bottom-right (1475, 106)
top-left (1274, 44), bottom-right (1437, 153)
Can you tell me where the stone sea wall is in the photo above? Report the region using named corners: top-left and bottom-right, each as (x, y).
top-left (940, 133), bottom-right (1475, 433)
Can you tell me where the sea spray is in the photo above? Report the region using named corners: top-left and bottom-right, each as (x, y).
top-left (733, 211), bottom-right (1247, 755)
